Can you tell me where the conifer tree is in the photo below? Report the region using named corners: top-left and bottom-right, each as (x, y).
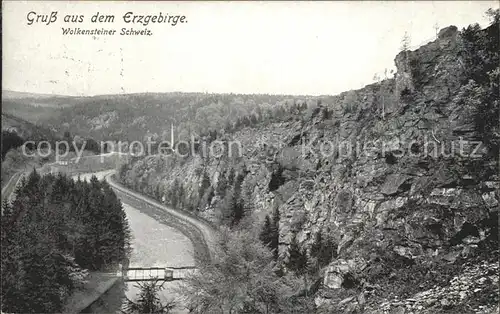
top-left (260, 213), bottom-right (280, 260)
top-left (124, 279), bottom-right (176, 314)
top-left (227, 168), bottom-right (235, 186)
top-left (216, 170), bottom-right (228, 198)
top-left (198, 171), bottom-right (211, 208)
top-left (271, 206), bottom-right (280, 260)
top-left (1, 170), bottom-right (131, 312)
top-left (219, 189), bottom-right (236, 225)
top-left (310, 231), bottom-right (338, 271)
top-left (231, 200), bottom-right (245, 227)
top-left (259, 215), bottom-right (274, 247)
top-left (286, 234), bottom-right (308, 276)
top-left (200, 171), bottom-right (211, 191)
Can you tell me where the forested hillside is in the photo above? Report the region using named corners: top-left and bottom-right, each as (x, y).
top-left (1, 9), bottom-right (498, 314)
top-left (3, 90), bottom-right (317, 143)
top-left (1, 114), bottom-right (61, 186)
top-left (119, 13), bottom-right (499, 313)
top-left (1, 171), bottom-right (131, 313)
top-left (1, 113), bottom-right (106, 187)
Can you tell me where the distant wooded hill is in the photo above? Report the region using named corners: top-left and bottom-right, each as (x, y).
top-left (2, 90), bottom-right (319, 143)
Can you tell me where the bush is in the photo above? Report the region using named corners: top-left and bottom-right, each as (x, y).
top-left (342, 91), bottom-right (359, 114)
top-left (399, 87), bottom-right (414, 103)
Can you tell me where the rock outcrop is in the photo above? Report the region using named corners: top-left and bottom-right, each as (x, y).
top-left (119, 23), bottom-right (499, 313)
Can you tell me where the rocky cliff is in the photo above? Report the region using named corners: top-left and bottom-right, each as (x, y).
top-left (119, 23), bottom-right (499, 313)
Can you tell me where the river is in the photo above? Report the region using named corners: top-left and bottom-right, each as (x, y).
top-left (76, 172), bottom-right (195, 314)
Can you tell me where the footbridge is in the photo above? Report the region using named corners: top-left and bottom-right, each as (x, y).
top-left (120, 266), bottom-right (198, 282)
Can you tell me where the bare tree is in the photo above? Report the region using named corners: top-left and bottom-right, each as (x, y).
top-left (400, 31), bottom-right (412, 73)
top-left (401, 31), bottom-right (411, 52)
top-left (433, 22), bottom-right (440, 39)
top-left (373, 73), bottom-right (385, 120)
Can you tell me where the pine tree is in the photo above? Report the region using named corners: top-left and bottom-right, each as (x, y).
top-left (400, 31), bottom-right (412, 72)
top-left (25, 168), bottom-right (41, 192)
top-left (199, 185), bottom-right (215, 211)
top-left (310, 231), bottom-right (337, 269)
top-left (207, 187), bottom-right (215, 205)
top-left (270, 206), bottom-right (280, 260)
top-left (286, 234), bottom-right (312, 297)
top-left (310, 232), bottom-right (323, 260)
top-left (1, 199), bottom-right (12, 219)
top-left (198, 171), bottom-right (211, 204)
top-left (170, 179), bottom-right (179, 208)
top-left (216, 170), bottom-right (228, 198)
top-left (154, 183), bottom-right (161, 200)
top-left (233, 170), bottom-right (246, 200)
top-left (219, 189), bottom-right (236, 225)
top-left (228, 168), bottom-right (235, 186)
top-left (260, 214), bottom-right (282, 260)
top-left (124, 279), bottom-right (176, 314)
top-left (259, 215), bottom-right (274, 247)
top-left (231, 200), bottom-right (244, 227)
top-left (286, 234), bottom-right (308, 276)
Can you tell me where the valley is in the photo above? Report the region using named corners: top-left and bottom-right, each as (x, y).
top-left (1, 6), bottom-right (499, 314)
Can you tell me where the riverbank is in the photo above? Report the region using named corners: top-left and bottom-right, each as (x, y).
top-left (77, 194), bottom-right (195, 313)
top-left (62, 272), bottom-right (121, 314)
top-left (70, 170), bottom-right (196, 313)
top-left (61, 169), bottom-right (211, 313)
top-left (106, 173), bottom-right (215, 264)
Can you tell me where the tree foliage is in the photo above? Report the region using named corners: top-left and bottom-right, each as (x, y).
top-left (285, 234), bottom-right (309, 276)
top-left (179, 228), bottom-right (314, 314)
top-left (1, 170), bottom-right (131, 313)
top-left (123, 279), bottom-right (176, 314)
top-left (459, 12), bottom-right (499, 154)
top-left (1, 130), bottom-right (24, 159)
top-left (259, 208), bottom-right (280, 261)
top-left (310, 231), bottom-right (338, 270)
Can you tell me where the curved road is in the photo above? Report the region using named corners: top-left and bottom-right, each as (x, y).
top-left (1, 171), bottom-right (24, 203)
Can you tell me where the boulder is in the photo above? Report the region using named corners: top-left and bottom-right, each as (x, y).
top-left (438, 25), bottom-right (458, 39)
top-left (393, 245), bottom-right (414, 259)
top-left (381, 174), bottom-right (410, 196)
top-left (482, 192), bottom-right (499, 209)
top-left (324, 271), bottom-right (343, 289)
top-left (323, 259), bottom-right (351, 289)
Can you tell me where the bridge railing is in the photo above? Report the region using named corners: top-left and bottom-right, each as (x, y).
top-left (121, 266), bottom-right (198, 282)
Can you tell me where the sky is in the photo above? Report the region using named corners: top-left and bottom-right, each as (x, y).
top-left (2, 1), bottom-right (498, 96)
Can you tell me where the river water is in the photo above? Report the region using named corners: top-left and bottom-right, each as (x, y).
top-left (76, 172), bottom-right (195, 313)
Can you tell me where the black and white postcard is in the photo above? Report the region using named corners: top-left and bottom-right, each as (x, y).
top-left (1, 1), bottom-right (499, 313)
